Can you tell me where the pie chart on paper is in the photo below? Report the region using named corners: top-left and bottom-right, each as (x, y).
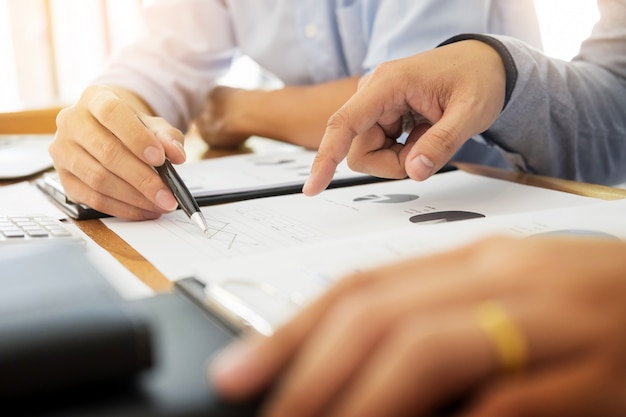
top-left (353, 194), bottom-right (419, 204)
top-left (409, 211), bottom-right (485, 224)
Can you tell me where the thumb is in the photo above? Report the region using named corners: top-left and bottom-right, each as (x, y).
top-left (404, 106), bottom-right (483, 181)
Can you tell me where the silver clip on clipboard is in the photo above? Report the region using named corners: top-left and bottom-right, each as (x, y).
top-left (36, 173), bottom-right (108, 220)
top-left (205, 279), bottom-right (307, 336)
top-left (176, 277), bottom-right (305, 337)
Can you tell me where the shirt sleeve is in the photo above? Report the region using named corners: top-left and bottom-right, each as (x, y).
top-left (362, 0), bottom-right (541, 74)
top-left (93, 0), bottom-right (238, 131)
top-left (447, 0), bottom-right (626, 186)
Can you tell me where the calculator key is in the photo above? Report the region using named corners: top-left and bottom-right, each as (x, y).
top-left (0, 215), bottom-right (83, 245)
top-left (47, 228), bottom-right (73, 237)
top-left (2, 229), bottom-right (25, 238)
top-left (26, 229), bottom-right (49, 237)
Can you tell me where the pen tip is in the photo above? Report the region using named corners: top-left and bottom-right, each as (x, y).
top-left (190, 212), bottom-right (210, 237)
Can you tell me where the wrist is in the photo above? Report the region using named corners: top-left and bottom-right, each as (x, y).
top-left (438, 34), bottom-right (517, 110)
top-left (217, 87), bottom-right (261, 137)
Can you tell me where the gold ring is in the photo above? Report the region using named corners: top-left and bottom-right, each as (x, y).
top-left (474, 301), bottom-right (527, 375)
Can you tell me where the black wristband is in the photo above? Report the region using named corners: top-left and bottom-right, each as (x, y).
top-left (438, 34), bottom-right (518, 110)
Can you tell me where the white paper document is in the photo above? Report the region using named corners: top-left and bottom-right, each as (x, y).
top-left (0, 181), bottom-right (67, 219)
top-left (103, 170), bottom-right (598, 282)
top-left (176, 149), bottom-right (374, 198)
top-left (0, 135), bottom-right (54, 179)
top-left (192, 198), bottom-right (626, 334)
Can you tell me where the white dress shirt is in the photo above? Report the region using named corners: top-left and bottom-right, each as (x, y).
top-left (96, 0), bottom-right (541, 132)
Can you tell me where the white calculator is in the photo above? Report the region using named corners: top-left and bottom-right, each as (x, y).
top-left (0, 215), bottom-right (83, 245)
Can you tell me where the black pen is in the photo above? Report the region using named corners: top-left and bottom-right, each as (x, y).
top-left (155, 159), bottom-right (209, 235)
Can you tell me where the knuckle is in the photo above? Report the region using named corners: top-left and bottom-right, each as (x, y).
top-left (325, 108), bottom-right (361, 146)
top-left (83, 84), bottom-right (101, 98)
top-left (328, 292), bottom-right (379, 332)
top-left (133, 170), bottom-right (160, 194)
top-left (392, 323), bottom-right (458, 381)
top-left (427, 125), bottom-right (460, 155)
top-left (82, 164), bottom-right (110, 190)
top-left (310, 148), bottom-right (334, 169)
top-left (95, 138), bottom-right (125, 167)
top-left (54, 107), bottom-right (71, 129)
top-left (56, 174), bottom-right (80, 202)
top-left (92, 94), bottom-right (124, 126)
top-left (333, 270), bottom-right (376, 295)
top-left (149, 115), bottom-right (169, 129)
top-left (47, 136), bottom-right (63, 160)
top-left (370, 60), bottom-right (394, 79)
top-left (345, 151), bottom-right (363, 172)
top-left (81, 191), bottom-right (108, 212)
top-left (325, 110), bottom-right (351, 134)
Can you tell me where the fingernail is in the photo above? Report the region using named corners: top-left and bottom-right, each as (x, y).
top-left (172, 139), bottom-right (186, 159)
top-left (210, 341), bottom-right (255, 382)
top-left (302, 177), bottom-right (312, 195)
top-left (143, 145), bottom-right (164, 166)
top-left (142, 211), bottom-right (161, 220)
top-left (410, 154), bottom-right (434, 180)
top-left (155, 188), bottom-right (178, 211)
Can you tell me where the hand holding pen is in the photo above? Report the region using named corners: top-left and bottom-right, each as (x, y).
top-left (50, 86), bottom-right (190, 221)
top-left (155, 159), bottom-right (209, 235)
top-left (138, 115), bottom-right (209, 235)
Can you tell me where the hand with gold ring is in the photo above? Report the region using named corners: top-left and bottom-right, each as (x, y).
top-left (473, 300), bottom-right (527, 376)
top-left (209, 235), bottom-right (626, 417)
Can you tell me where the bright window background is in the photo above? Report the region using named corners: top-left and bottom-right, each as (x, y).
top-left (0, 0), bottom-right (144, 111)
top-left (0, 0), bottom-right (602, 112)
top-left (534, 0), bottom-right (600, 60)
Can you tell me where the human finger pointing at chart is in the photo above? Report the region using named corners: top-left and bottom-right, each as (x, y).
top-left (302, 39), bottom-right (507, 196)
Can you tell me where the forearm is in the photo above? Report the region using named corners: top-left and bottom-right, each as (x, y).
top-left (486, 34), bottom-right (626, 186)
top-left (501, 0), bottom-right (626, 185)
top-left (446, 0), bottom-right (626, 185)
top-left (226, 76), bottom-right (360, 149)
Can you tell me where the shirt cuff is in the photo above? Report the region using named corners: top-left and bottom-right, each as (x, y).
top-left (438, 34), bottom-right (518, 110)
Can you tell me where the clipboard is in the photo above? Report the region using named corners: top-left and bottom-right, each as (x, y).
top-left (173, 279), bottom-right (467, 416)
top-left (35, 149), bottom-right (402, 220)
top-left (35, 173), bottom-right (109, 220)
top-left (35, 171), bottom-right (389, 220)
top-left (176, 277), bottom-right (306, 337)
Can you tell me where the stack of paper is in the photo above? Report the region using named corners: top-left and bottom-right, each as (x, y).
top-left (102, 169), bottom-right (615, 333)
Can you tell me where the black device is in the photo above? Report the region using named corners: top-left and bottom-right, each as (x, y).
top-left (0, 242), bottom-right (152, 400)
top-left (0, 242), bottom-right (260, 416)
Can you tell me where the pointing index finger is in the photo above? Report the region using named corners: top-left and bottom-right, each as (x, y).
top-left (303, 90), bottom-right (386, 196)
